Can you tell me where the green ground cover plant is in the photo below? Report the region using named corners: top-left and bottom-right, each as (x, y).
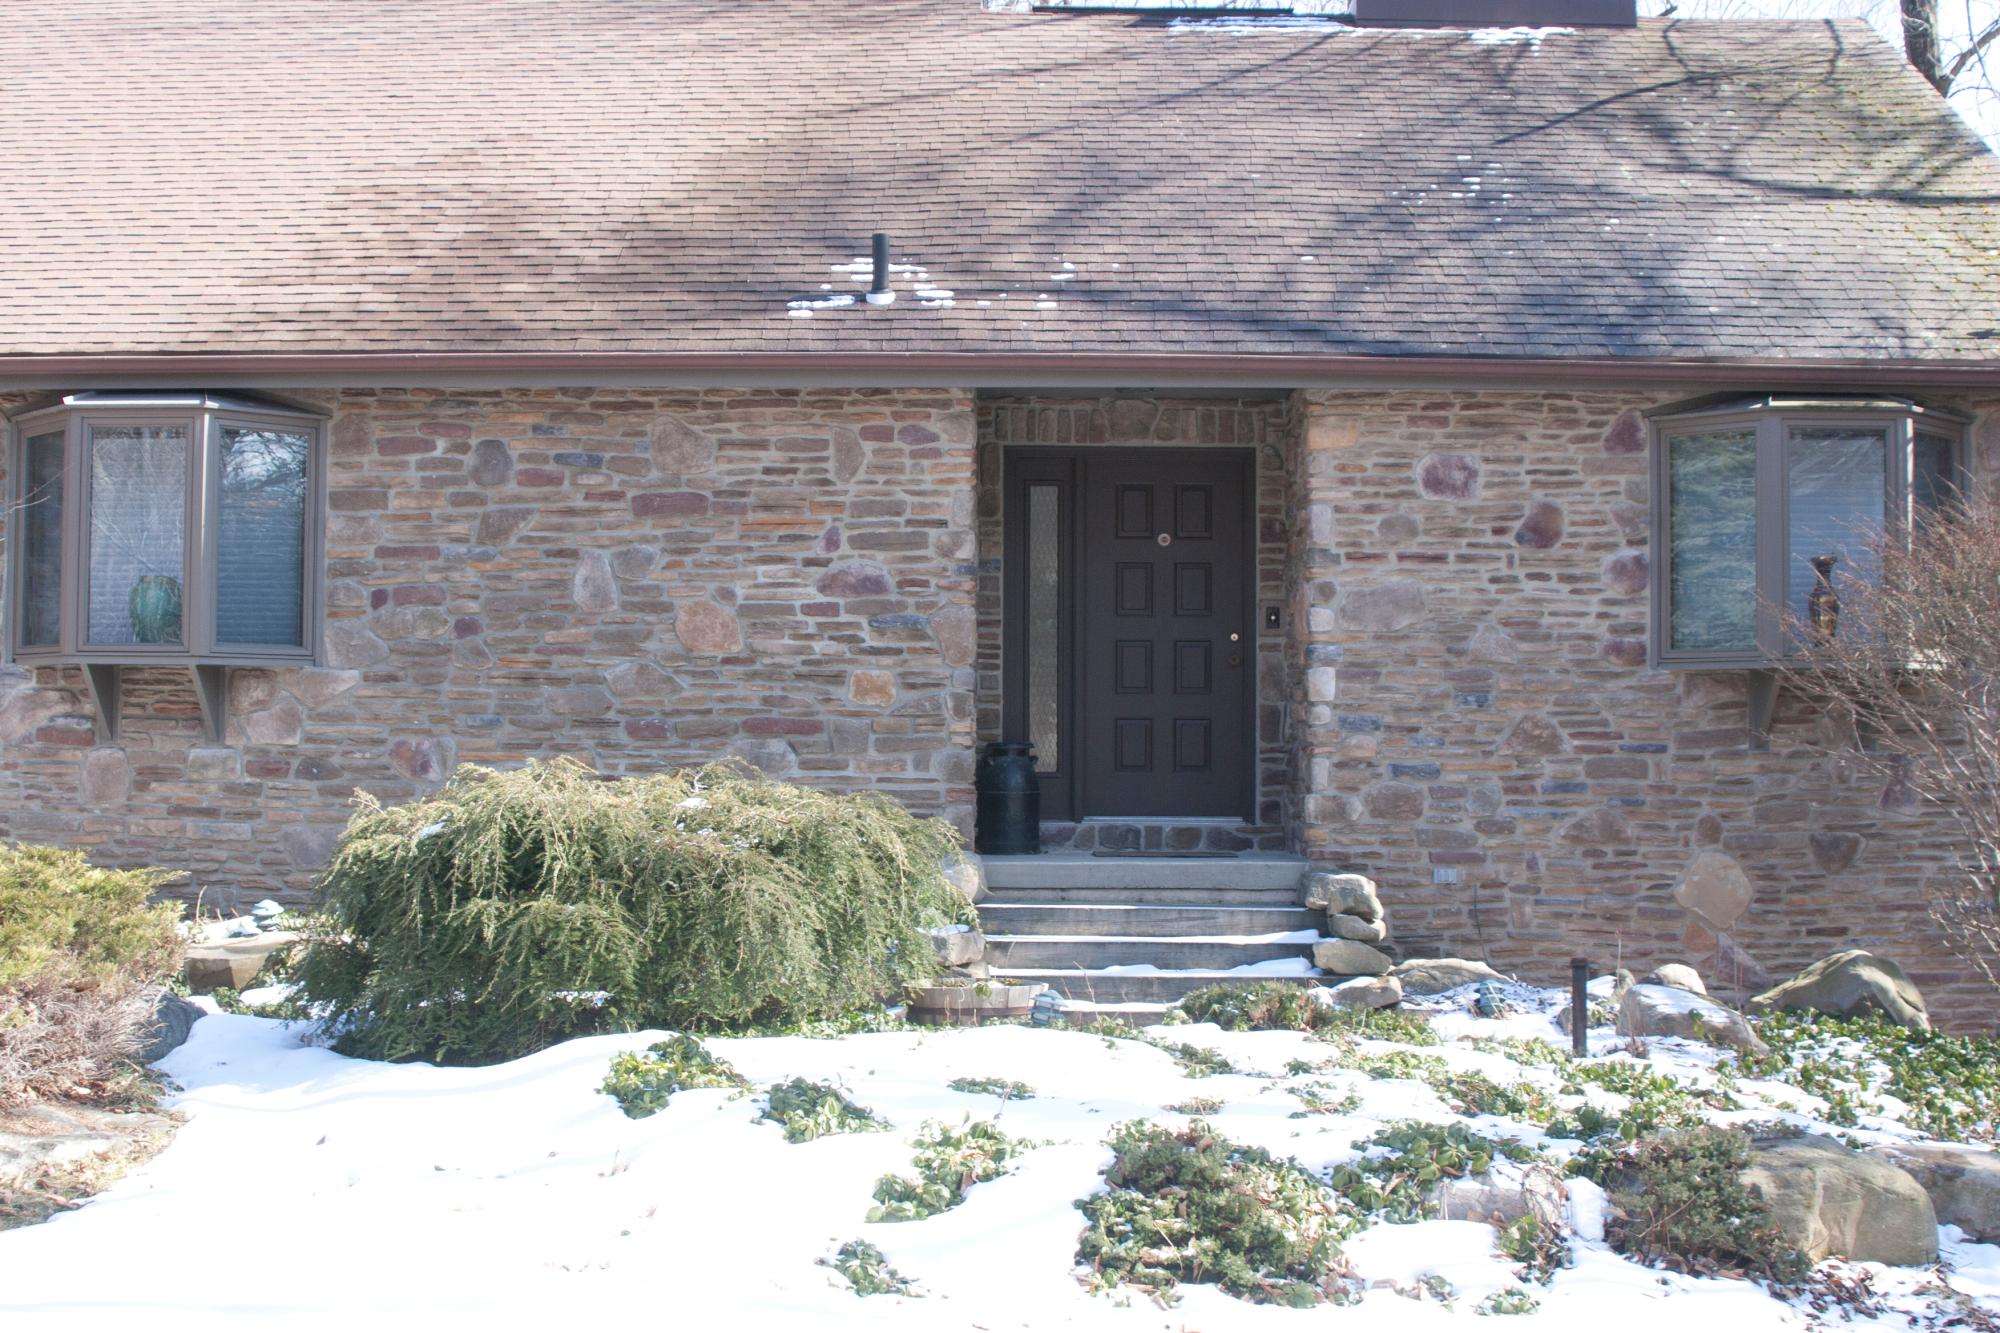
top-left (1327, 1121), bottom-right (1533, 1223)
top-left (600, 1035), bottom-right (745, 1118)
top-left (291, 758), bottom-right (966, 1064)
top-left (760, 1077), bottom-right (888, 1143)
top-left (1581, 1126), bottom-right (1807, 1282)
top-left (1077, 1120), bottom-right (1352, 1307)
top-left (820, 1240), bottom-right (916, 1296)
top-left (870, 1118), bottom-right (1033, 1221)
top-left (1735, 1010), bottom-right (2000, 1142)
top-left (947, 1075), bottom-right (1034, 1100)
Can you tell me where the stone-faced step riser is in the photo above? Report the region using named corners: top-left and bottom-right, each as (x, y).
top-left (985, 936), bottom-right (1317, 971)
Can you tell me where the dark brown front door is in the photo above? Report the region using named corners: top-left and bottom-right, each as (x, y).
top-left (1003, 447), bottom-right (1254, 822)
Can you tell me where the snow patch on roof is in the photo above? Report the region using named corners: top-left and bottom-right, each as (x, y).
top-left (1467, 25), bottom-right (1575, 47)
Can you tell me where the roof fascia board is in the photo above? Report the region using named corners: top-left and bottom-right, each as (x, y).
top-left (0, 352), bottom-right (1995, 393)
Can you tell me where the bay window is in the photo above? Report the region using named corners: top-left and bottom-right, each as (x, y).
top-left (9, 392), bottom-right (324, 739)
top-left (1650, 395), bottom-right (1968, 672)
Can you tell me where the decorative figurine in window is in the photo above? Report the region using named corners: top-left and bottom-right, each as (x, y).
top-left (1807, 554), bottom-right (1841, 641)
top-left (129, 573), bottom-right (183, 644)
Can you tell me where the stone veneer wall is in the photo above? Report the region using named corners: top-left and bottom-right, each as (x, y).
top-left (0, 387), bottom-right (980, 906)
top-left (974, 395), bottom-right (1298, 850)
top-left (1293, 387), bottom-right (2000, 1029)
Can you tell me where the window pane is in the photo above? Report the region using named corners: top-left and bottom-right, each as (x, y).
top-left (87, 424), bottom-right (188, 646)
top-left (1786, 427), bottom-right (1885, 633)
top-left (1667, 430), bottom-right (1757, 653)
top-left (1914, 432), bottom-right (1957, 516)
top-left (216, 426), bottom-right (309, 646)
top-left (21, 430), bottom-right (64, 647)
top-left (1027, 482), bottom-right (1060, 774)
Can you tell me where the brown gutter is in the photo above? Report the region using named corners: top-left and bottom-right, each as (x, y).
top-left (0, 350), bottom-right (1997, 391)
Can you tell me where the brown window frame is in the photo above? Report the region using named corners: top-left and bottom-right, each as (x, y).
top-left (1648, 394), bottom-right (1971, 671)
top-left (7, 392), bottom-right (327, 739)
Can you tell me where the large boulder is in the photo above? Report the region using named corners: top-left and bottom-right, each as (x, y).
top-left (1303, 873), bottom-right (1381, 921)
top-left (1391, 958), bottom-right (1507, 996)
top-left (940, 852), bottom-right (987, 906)
top-left (1642, 964), bottom-right (1706, 996)
top-left (1327, 912), bottom-right (1388, 945)
top-left (927, 924), bottom-right (984, 969)
top-left (1748, 950), bottom-right (1930, 1032)
top-left (1868, 1142), bottom-right (2000, 1243)
top-left (1616, 983), bottom-right (1768, 1057)
top-left (136, 990), bottom-right (204, 1064)
top-left (1311, 938), bottom-right (1392, 976)
top-left (1317, 975), bottom-right (1402, 1010)
top-left (1433, 1160), bottom-right (1567, 1228)
top-left (1743, 1133), bottom-right (1938, 1266)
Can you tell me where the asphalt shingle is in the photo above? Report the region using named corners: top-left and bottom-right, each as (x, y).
top-left (0, 2), bottom-right (1995, 363)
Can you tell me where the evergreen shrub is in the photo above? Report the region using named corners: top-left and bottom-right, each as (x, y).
top-left (293, 758), bottom-right (966, 1064)
top-left (0, 842), bottom-right (183, 1104)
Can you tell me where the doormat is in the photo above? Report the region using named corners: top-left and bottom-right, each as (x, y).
top-left (1090, 849), bottom-right (1235, 858)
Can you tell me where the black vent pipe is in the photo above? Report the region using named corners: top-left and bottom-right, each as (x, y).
top-left (867, 232), bottom-right (895, 305)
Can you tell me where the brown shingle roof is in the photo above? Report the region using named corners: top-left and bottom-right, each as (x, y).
top-left (2, 2), bottom-right (1996, 364)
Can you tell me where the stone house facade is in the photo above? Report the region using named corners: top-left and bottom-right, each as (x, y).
top-left (2, 4), bottom-right (1999, 1023)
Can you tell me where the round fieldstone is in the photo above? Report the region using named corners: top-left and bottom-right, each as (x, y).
top-left (676, 600), bottom-right (743, 654)
top-left (650, 415), bottom-right (716, 474)
top-left (572, 550), bottom-right (618, 613)
top-left (1417, 452), bottom-right (1481, 500)
top-left (816, 560), bottom-right (894, 597)
top-left (1513, 498), bottom-right (1565, 548)
top-left (468, 438), bottom-right (513, 486)
top-left (1602, 549), bottom-right (1649, 597)
top-left (1674, 849), bottom-right (1754, 930)
top-left (1338, 581), bottom-right (1427, 632)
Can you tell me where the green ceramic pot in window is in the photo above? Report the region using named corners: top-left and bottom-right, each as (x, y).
top-left (129, 574), bottom-right (183, 644)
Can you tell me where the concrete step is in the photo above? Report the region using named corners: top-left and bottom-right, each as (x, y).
top-left (977, 902), bottom-right (1323, 937)
top-left (980, 884), bottom-right (1304, 906)
top-left (982, 852), bottom-right (1308, 894)
top-left (986, 931), bottom-right (1319, 971)
top-left (999, 967), bottom-right (1324, 1004)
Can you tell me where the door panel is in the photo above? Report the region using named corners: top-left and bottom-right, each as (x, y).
top-left (1079, 449), bottom-right (1251, 818)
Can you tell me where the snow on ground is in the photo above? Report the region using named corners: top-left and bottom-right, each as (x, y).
top-left (0, 987), bottom-right (1992, 1330)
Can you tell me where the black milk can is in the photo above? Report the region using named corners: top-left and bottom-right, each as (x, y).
top-left (974, 741), bottom-right (1042, 855)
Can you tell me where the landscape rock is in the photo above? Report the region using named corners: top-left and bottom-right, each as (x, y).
top-left (1318, 975), bottom-right (1402, 1010)
top-left (928, 925), bottom-right (985, 969)
top-left (1748, 949), bottom-right (1930, 1032)
top-left (1616, 983), bottom-right (1768, 1056)
top-left (1302, 872), bottom-right (1381, 920)
top-left (1391, 958), bottom-right (1508, 995)
top-left (940, 852), bottom-right (986, 905)
top-left (1743, 1133), bottom-right (1938, 1266)
top-left (1327, 912), bottom-right (1388, 945)
top-left (1642, 964), bottom-right (1707, 995)
top-left (1868, 1142), bottom-right (2000, 1243)
top-left (137, 990), bottom-right (204, 1064)
top-left (1311, 938), bottom-right (1393, 976)
top-left (1433, 1160), bottom-right (1566, 1229)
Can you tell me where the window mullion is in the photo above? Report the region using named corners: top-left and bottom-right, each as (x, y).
top-left (188, 410), bottom-right (215, 658)
top-left (1754, 414), bottom-right (1787, 661)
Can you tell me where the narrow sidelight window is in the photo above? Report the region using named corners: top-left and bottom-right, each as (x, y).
top-left (1783, 426), bottom-right (1886, 629)
top-left (216, 425), bottom-right (311, 649)
top-left (1026, 480), bottom-right (1062, 774)
top-left (20, 430), bottom-right (64, 647)
top-left (1665, 429), bottom-right (1757, 654)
